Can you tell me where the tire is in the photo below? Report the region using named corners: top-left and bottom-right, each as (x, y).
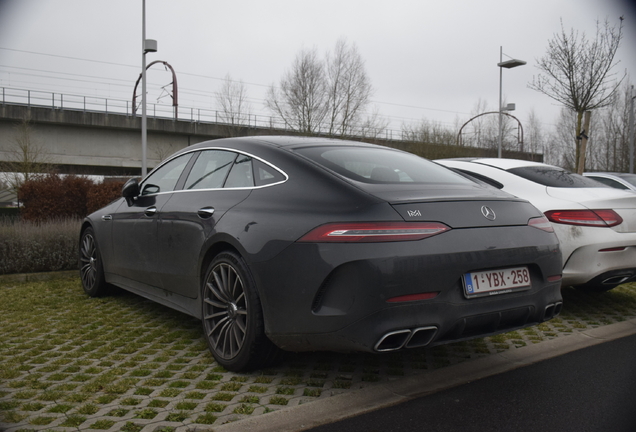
top-left (201, 251), bottom-right (281, 371)
top-left (79, 227), bottom-right (110, 297)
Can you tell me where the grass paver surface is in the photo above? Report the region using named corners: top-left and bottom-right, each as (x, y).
top-left (1, 276), bottom-right (636, 431)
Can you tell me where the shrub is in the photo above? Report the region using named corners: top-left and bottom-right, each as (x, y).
top-left (87, 180), bottom-right (125, 214)
top-left (19, 174), bottom-right (94, 222)
top-left (18, 174), bottom-right (126, 222)
top-left (0, 217), bottom-right (80, 275)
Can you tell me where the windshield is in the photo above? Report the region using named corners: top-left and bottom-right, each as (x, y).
top-left (295, 146), bottom-right (474, 185)
top-left (509, 166), bottom-right (609, 188)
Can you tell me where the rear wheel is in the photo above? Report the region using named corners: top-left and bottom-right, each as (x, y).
top-left (201, 251), bottom-right (280, 371)
top-left (79, 227), bottom-right (110, 297)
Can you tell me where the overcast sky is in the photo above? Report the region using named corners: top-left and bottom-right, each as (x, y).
top-left (0, 0), bottom-right (635, 136)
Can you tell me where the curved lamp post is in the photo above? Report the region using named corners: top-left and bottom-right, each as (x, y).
top-left (457, 111), bottom-right (524, 149)
top-left (132, 60), bottom-right (178, 117)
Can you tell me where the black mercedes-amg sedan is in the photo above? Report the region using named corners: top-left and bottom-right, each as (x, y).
top-left (79, 136), bottom-right (563, 371)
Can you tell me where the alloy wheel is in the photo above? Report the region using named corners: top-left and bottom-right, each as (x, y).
top-left (203, 262), bottom-right (248, 360)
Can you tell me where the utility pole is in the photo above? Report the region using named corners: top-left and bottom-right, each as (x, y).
top-left (629, 85), bottom-right (635, 173)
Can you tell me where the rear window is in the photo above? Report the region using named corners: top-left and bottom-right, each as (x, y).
top-left (508, 166), bottom-right (609, 188)
top-left (295, 146), bottom-right (473, 185)
top-left (617, 174), bottom-right (636, 187)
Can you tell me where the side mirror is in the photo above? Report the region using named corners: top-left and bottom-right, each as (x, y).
top-left (122, 178), bottom-right (140, 198)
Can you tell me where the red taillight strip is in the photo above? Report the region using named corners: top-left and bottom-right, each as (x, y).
top-left (599, 247), bottom-right (627, 252)
top-left (386, 292), bottom-right (439, 303)
top-left (544, 209), bottom-right (623, 227)
top-left (298, 222), bottom-right (451, 243)
top-left (547, 275), bottom-right (562, 283)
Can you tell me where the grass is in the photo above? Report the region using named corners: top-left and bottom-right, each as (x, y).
top-left (0, 276), bottom-right (635, 428)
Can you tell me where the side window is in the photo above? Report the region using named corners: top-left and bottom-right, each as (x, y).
top-left (253, 159), bottom-right (286, 186)
top-left (185, 150), bottom-right (237, 190)
top-left (141, 153), bottom-right (192, 195)
top-left (224, 155), bottom-right (254, 188)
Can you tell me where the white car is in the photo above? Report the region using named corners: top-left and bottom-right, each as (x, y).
top-left (583, 172), bottom-right (636, 192)
top-left (437, 158), bottom-right (636, 292)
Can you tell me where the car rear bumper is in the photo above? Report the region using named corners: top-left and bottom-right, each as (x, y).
top-left (251, 225), bottom-right (562, 353)
top-left (557, 225), bottom-right (636, 287)
top-left (268, 283), bottom-right (563, 352)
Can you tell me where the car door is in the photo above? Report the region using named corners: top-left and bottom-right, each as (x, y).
top-left (156, 149), bottom-right (253, 298)
top-left (110, 152), bottom-right (194, 288)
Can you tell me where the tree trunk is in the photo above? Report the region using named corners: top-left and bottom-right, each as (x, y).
top-left (577, 111), bottom-right (592, 174)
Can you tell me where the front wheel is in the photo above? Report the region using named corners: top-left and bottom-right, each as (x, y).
top-left (201, 251), bottom-right (281, 371)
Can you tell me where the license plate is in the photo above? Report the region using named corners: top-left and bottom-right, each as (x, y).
top-left (463, 266), bottom-right (531, 298)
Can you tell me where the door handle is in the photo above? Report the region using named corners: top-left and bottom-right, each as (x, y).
top-left (144, 206), bottom-right (157, 217)
top-left (198, 207), bottom-right (215, 219)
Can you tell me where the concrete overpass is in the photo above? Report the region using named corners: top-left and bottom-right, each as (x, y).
top-left (0, 95), bottom-right (541, 177)
top-left (0, 103), bottom-right (261, 176)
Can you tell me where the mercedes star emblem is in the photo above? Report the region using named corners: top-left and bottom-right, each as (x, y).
top-left (481, 205), bottom-right (496, 221)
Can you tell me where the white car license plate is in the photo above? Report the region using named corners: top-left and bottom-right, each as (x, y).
top-left (463, 266), bottom-right (531, 298)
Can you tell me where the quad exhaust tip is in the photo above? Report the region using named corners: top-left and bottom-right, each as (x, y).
top-left (374, 326), bottom-right (438, 352)
top-left (544, 301), bottom-right (563, 321)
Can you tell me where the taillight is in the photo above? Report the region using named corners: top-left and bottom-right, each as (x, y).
top-left (528, 216), bottom-right (554, 232)
top-left (544, 209), bottom-right (623, 227)
top-left (298, 222), bottom-right (451, 243)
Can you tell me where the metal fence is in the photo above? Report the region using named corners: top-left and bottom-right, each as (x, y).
top-left (0, 86), bottom-right (398, 141)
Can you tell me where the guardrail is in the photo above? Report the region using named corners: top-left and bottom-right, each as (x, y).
top-left (0, 87), bottom-right (397, 141)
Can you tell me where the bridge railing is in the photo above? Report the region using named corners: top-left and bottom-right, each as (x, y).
top-left (0, 86), bottom-right (397, 141)
top-left (1, 87), bottom-right (133, 116)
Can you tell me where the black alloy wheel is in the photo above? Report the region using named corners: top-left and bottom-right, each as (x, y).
top-left (202, 251), bottom-right (280, 371)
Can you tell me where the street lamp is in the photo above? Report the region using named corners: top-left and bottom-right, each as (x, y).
top-left (141, 0), bottom-right (157, 178)
top-left (497, 47), bottom-right (526, 158)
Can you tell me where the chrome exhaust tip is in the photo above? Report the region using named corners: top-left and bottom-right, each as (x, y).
top-left (374, 330), bottom-right (411, 352)
top-left (544, 301), bottom-right (563, 320)
top-left (375, 326), bottom-right (439, 352)
top-left (405, 326), bottom-right (438, 349)
top-left (602, 275), bottom-right (631, 286)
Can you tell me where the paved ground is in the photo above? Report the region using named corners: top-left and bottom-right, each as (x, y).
top-left (300, 332), bottom-right (636, 432)
top-left (1, 273), bottom-right (636, 432)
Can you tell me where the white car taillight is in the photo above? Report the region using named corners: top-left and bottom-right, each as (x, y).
top-left (544, 209), bottom-right (623, 227)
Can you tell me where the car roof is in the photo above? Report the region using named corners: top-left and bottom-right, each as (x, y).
top-left (188, 136), bottom-right (383, 151)
top-left (456, 158), bottom-right (554, 170)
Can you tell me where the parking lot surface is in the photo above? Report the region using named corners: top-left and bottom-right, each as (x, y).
top-left (1, 273), bottom-right (635, 432)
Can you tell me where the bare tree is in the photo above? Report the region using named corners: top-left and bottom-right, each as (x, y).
top-left (266, 47), bottom-right (327, 134)
top-left (583, 80), bottom-right (633, 172)
top-left (325, 38), bottom-right (373, 136)
top-left (0, 119), bottom-right (52, 194)
top-left (215, 74), bottom-right (252, 136)
top-left (356, 106), bottom-right (390, 140)
top-left (525, 109), bottom-right (545, 158)
top-left (402, 118), bottom-right (456, 145)
top-left (550, 108), bottom-right (579, 169)
top-left (266, 39), bottom-right (374, 136)
top-left (529, 18), bottom-right (625, 173)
